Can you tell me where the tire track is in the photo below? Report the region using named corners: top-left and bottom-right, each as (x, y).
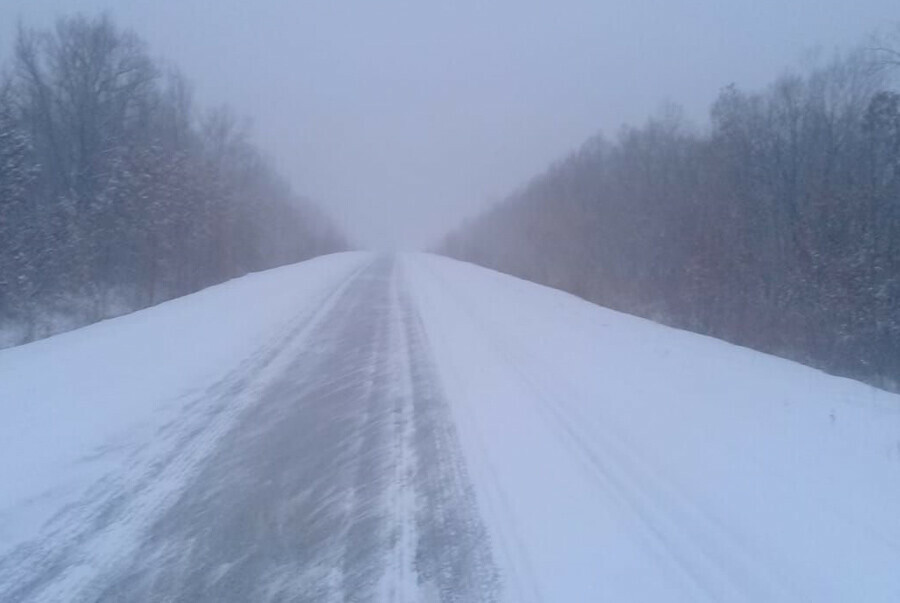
top-left (398, 266), bottom-right (501, 603)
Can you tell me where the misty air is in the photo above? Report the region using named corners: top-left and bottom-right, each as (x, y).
top-left (1, 1), bottom-right (899, 601)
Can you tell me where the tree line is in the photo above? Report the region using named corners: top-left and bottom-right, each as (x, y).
top-left (441, 42), bottom-right (900, 390)
top-left (0, 14), bottom-right (345, 346)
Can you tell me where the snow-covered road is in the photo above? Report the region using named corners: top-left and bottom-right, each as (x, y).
top-left (1, 253), bottom-right (899, 601)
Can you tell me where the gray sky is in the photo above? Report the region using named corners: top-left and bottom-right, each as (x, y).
top-left (1, 0), bottom-right (897, 249)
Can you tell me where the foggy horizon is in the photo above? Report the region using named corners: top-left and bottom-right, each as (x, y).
top-left (1, 0), bottom-right (897, 249)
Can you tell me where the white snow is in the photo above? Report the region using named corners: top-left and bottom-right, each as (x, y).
top-left (2, 250), bottom-right (899, 601)
top-left (404, 253), bottom-right (900, 602)
top-left (0, 252), bottom-right (368, 557)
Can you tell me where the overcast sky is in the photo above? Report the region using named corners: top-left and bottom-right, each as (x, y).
top-left (1, 0), bottom-right (897, 249)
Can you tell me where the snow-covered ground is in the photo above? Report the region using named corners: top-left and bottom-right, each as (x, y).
top-left (0, 252), bottom-right (368, 557)
top-left (406, 254), bottom-right (900, 601)
top-left (1, 251), bottom-right (899, 602)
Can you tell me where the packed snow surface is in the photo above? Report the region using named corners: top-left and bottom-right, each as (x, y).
top-left (1, 251), bottom-right (899, 602)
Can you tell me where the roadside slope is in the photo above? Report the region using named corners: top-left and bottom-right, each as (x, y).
top-left (406, 253), bottom-right (900, 602)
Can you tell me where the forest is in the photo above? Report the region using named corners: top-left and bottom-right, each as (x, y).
top-left (443, 40), bottom-right (900, 390)
top-left (0, 14), bottom-right (345, 346)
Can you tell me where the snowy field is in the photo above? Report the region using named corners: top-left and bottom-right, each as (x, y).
top-left (1, 251), bottom-right (899, 602)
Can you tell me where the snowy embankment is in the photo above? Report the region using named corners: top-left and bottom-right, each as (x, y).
top-left (405, 254), bottom-right (900, 602)
top-left (0, 252), bottom-right (368, 557)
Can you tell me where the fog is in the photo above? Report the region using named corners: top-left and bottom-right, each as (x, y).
top-left (2, 0), bottom-right (897, 249)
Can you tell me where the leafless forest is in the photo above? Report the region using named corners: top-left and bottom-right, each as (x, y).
top-left (0, 15), bottom-right (345, 345)
top-left (443, 38), bottom-right (900, 389)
